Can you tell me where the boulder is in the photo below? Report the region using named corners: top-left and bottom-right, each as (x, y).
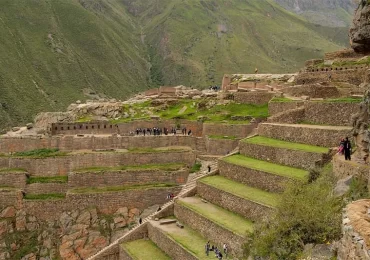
top-left (334, 175), bottom-right (353, 197)
top-left (350, 3), bottom-right (370, 53)
top-left (26, 123), bottom-right (33, 130)
top-left (11, 127), bottom-right (20, 132)
top-left (76, 210), bottom-right (91, 226)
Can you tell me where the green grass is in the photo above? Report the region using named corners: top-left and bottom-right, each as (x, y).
top-left (12, 149), bottom-right (68, 158)
top-left (27, 176), bottom-right (68, 184)
top-left (0, 168), bottom-right (27, 173)
top-left (190, 162), bottom-right (202, 173)
top-left (200, 176), bottom-right (280, 207)
top-left (76, 116), bottom-right (93, 123)
top-left (208, 135), bottom-right (237, 140)
top-left (270, 97), bottom-right (295, 102)
top-left (223, 155), bottom-right (308, 181)
top-left (243, 136), bottom-right (328, 153)
top-left (178, 197), bottom-right (253, 235)
top-left (70, 183), bottom-right (177, 194)
top-left (323, 97), bottom-right (362, 103)
top-left (122, 239), bottom-right (171, 260)
top-left (24, 193), bottom-right (66, 200)
top-left (74, 163), bottom-right (186, 173)
top-left (165, 224), bottom-right (209, 259)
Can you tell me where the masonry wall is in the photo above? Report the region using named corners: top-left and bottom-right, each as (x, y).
top-left (147, 223), bottom-right (197, 260)
top-left (304, 102), bottom-right (360, 126)
top-left (196, 182), bottom-right (272, 222)
top-left (295, 69), bottom-right (364, 85)
top-left (332, 155), bottom-right (370, 180)
top-left (25, 183), bottom-right (68, 195)
top-left (218, 160), bottom-right (286, 192)
top-left (24, 186), bottom-right (181, 221)
top-left (52, 120), bottom-right (204, 137)
top-left (281, 85), bottom-right (340, 98)
top-left (258, 123), bottom-right (351, 147)
top-left (174, 203), bottom-right (245, 257)
top-left (0, 172), bottom-right (26, 189)
top-left (268, 101), bottom-right (304, 116)
top-left (205, 138), bottom-right (239, 155)
top-left (0, 151), bottom-right (196, 176)
top-left (68, 170), bottom-right (189, 188)
top-left (267, 107), bottom-right (305, 124)
top-left (234, 92), bottom-right (275, 105)
top-left (0, 189), bottom-right (23, 210)
top-left (239, 142), bottom-right (328, 170)
top-left (203, 123), bottom-right (255, 138)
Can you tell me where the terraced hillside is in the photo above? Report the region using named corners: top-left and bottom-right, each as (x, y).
top-left (0, 0), bottom-right (349, 129)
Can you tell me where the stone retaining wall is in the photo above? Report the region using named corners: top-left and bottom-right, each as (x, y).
top-left (234, 92), bottom-right (275, 105)
top-left (196, 182), bottom-right (272, 222)
top-left (267, 107), bottom-right (305, 124)
top-left (332, 155), bottom-right (370, 180)
top-left (25, 183), bottom-right (68, 195)
top-left (148, 223), bottom-right (197, 260)
top-left (203, 123), bottom-right (255, 138)
top-left (295, 69), bottom-right (364, 85)
top-left (205, 138), bottom-right (239, 155)
top-left (0, 172), bottom-right (26, 189)
top-left (174, 202), bottom-right (245, 257)
top-left (68, 169), bottom-right (189, 188)
top-left (0, 151), bottom-right (195, 176)
top-left (218, 160), bottom-right (286, 192)
top-left (239, 142), bottom-right (328, 170)
top-left (119, 247), bottom-right (133, 260)
top-left (258, 123), bottom-right (351, 147)
top-left (0, 189), bottom-right (23, 210)
top-left (24, 186), bottom-right (181, 221)
top-left (268, 101), bottom-right (304, 116)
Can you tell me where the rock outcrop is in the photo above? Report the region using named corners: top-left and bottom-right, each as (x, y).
top-left (350, 2), bottom-right (370, 53)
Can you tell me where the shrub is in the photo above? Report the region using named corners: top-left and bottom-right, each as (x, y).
top-left (190, 162), bottom-right (202, 173)
top-left (246, 164), bottom-right (342, 259)
top-left (347, 175), bottom-right (369, 201)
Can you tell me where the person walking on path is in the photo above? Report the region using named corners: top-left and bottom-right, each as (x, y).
top-left (205, 241), bottom-right (210, 256)
top-left (343, 137), bottom-right (352, 161)
top-left (208, 165), bottom-right (211, 173)
top-left (223, 243), bottom-right (228, 258)
top-left (139, 218), bottom-right (142, 225)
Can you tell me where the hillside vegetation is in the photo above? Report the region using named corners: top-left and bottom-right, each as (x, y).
top-left (0, 0), bottom-right (349, 129)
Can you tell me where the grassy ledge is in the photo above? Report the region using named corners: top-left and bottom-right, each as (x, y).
top-left (0, 168), bottom-right (27, 173)
top-left (74, 163), bottom-right (186, 173)
top-left (223, 155), bottom-right (308, 181)
top-left (27, 176), bottom-right (68, 184)
top-left (270, 97), bottom-right (295, 102)
top-left (70, 183), bottom-right (177, 194)
top-left (24, 193), bottom-right (66, 200)
top-left (200, 176), bottom-right (280, 207)
top-left (121, 239), bottom-right (171, 260)
top-left (127, 147), bottom-right (188, 153)
top-left (178, 197), bottom-right (253, 235)
top-left (243, 136), bottom-right (328, 153)
top-left (12, 149), bottom-right (68, 158)
top-left (208, 135), bottom-right (238, 140)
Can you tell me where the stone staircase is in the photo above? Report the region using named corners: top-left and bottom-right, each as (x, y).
top-left (89, 114), bottom-right (347, 260)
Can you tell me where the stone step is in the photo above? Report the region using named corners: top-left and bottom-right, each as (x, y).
top-left (258, 123), bottom-right (351, 147)
top-left (120, 239), bottom-right (171, 260)
top-left (240, 136), bottom-right (330, 170)
top-left (219, 154), bottom-right (308, 192)
top-left (197, 175), bottom-right (277, 222)
top-left (148, 220), bottom-right (211, 260)
top-left (175, 197), bottom-right (253, 257)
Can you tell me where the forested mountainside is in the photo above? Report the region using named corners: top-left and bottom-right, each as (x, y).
top-left (0, 0), bottom-right (350, 129)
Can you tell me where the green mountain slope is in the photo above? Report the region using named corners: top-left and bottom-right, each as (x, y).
top-left (0, 0), bottom-right (348, 129)
top-left (0, 0), bottom-right (149, 128)
top-left (126, 0), bottom-right (346, 87)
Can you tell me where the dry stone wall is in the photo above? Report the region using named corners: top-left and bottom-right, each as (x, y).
top-left (203, 123), bottom-right (256, 138)
top-left (239, 142), bottom-right (328, 170)
top-left (25, 183), bottom-right (68, 195)
top-left (333, 155), bottom-right (370, 180)
top-left (218, 160), bottom-right (286, 192)
top-left (68, 169), bottom-right (189, 188)
top-left (148, 223), bottom-right (197, 260)
top-left (258, 123), bottom-right (351, 147)
top-left (205, 138), bottom-right (239, 155)
top-left (268, 101), bottom-right (304, 116)
top-left (0, 172), bottom-right (26, 189)
top-left (234, 92), bottom-right (275, 105)
top-left (196, 182), bottom-right (272, 222)
top-left (0, 151), bottom-right (195, 176)
top-left (295, 69), bottom-right (364, 85)
top-left (174, 203), bottom-right (245, 257)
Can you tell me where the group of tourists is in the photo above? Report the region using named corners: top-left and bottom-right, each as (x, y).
top-left (338, 137), bottom-right (352, 161)
top-left (209, 85), bottom-right (220, 91)
top-left (132, 127), bottom-right (192, 136)
top-left (205, 241), bottom-right (228, 259)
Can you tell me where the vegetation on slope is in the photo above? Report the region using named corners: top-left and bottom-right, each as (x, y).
top-left (246, 164), bottom-right (343, 259)
top-left (0, 0), bottom-right (348, 129)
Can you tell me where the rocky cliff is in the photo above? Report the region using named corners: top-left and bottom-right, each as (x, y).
top-left (350, 2), bottom-right (370, 53)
